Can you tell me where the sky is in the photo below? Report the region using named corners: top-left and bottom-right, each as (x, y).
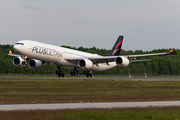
top-left (0, 0), bottom-right (180, 51)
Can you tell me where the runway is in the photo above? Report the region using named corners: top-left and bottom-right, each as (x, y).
top-left (1, 101), bottom-right (180, 111)
top-left (0, 77), bottom-right (180, 81)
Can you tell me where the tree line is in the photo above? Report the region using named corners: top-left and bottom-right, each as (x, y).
top-left (0, 44), bottom-right (179, 76)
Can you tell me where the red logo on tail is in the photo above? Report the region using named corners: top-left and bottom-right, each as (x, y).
top-left (112, 39), bottom-right (123, 55)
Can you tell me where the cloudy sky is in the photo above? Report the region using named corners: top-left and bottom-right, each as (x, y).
top-left (0, 0), bottom-right (180, 51)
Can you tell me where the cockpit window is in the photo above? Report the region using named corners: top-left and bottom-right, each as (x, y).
top-left (15, 43), bottom-right (24, 45)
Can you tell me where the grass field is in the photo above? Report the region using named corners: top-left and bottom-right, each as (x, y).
top-left (1, 106), bottom-right (180, 120)
top-left (0, 79), bottom-right (180, 104)
top-left (1, 79), bottom-right (180, 119)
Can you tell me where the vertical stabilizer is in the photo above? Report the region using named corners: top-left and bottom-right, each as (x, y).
top-left (108, 35), bottom-right (124, 56)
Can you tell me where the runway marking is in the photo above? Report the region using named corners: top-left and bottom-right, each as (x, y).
top-left (1, 101), bottom-right (180, 111)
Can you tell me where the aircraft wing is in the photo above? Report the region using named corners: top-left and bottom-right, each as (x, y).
top-left (126, 48), bottom-right (176, 61)
top-left (65, 56), bottom-right (115, 64)
top-left (65, 48), bottom-right (176, 64)
top-left (8, 50), bottom-right (28, 60)
top-left (8, 50), bottom-right (21, 57)
top-left (125, 52), bottom-right (170, 61)
top-left (8, 54), bottom-right (21, 57)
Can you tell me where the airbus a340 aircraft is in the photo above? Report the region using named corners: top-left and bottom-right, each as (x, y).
top-left (8, 35), bottom-right (175, 77)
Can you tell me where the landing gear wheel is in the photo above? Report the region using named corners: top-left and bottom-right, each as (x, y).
top-left (76, 70), bottom-right (79, 75)
top-left (70, 71), bottom-right (74, 76)
top-left (90, 73), bottom-right (93, 77)
top-left (58, 72), bottom-right (65, 77)
top-left (58, 72), bottom-right (61, 77)
top-left (73, 71), bottom-right (77, 76)
top-left (56, 66), bottom-right (65, 77)
top-left (85, 70), bottom-right (94, 78)
top-left (55, 70), bottom-right (58, 75)
top-left (62, 73), bottom-right (65, 77)
top-left (70, 68), bottom-right (79, 77)
top-left (85, 70), bottom-right (90, 77)
top-left (86, 73), bottom-right (89, 77)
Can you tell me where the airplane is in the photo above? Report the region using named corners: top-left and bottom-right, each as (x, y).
top-left (8, 35), bottom-right (176, 77)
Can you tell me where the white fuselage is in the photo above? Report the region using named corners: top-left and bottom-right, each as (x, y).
top-left (13, 40), bottom-right (117, 71)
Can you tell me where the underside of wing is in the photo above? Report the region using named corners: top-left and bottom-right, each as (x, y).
top-left (65, 56), bottom-right (116, 64)
top-left (64, 49), bottom-right (175, 67)
top-left (8, 53), bottom-right (21, 57)
top-left (64, 56), bottom-right (129, 68)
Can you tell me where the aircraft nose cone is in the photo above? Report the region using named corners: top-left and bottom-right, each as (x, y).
top-left (13, 45), bottom-right (19, 54)
top-left (13, 45), bottom-right (17, 53)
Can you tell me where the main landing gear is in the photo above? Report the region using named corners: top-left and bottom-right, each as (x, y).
top-left (55, 67), bottom-right (94, 78)
top-left (56, 66), bottom-right (65, 77)
top-left (84, 70), bottom-right (94, 77)
top-left (70, 68), bottom-right (94, 77)
top-left (70, 68), bottom-right (80, 76)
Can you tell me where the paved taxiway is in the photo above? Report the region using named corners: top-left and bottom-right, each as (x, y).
top-left (1, 101), bottom-right (180, 111)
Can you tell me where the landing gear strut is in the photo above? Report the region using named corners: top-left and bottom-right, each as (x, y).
top-left (56, 66), bottom-right (65, 77)
top-left (84, 70), bottom-right (93, 77)
top-left (70, 68), bottom-right (79, 76)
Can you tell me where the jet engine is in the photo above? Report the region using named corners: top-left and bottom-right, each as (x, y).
top-left (116, 56), bottom-right (130, 67)
top-left (13, 57), bottom-right (27, 67)
top-left (28, 59), bottom-right (43, 69)
top-left (78, 59), bottom-right (93, 69)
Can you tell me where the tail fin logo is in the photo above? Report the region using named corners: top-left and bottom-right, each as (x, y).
top-left (112, 39), bottom-right (123, 55)
top-left (112, 48), bottom-right (119, 55)
top-left (168, 48), bottom-right (176, 55)
top-left (168, 48), bottom-right (175, 54)
top-left (9, 50), bottom-right (12, 54)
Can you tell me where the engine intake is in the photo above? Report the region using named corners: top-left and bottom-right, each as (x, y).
top-left (116, 56), bottom-right (130, 67)
top-left (28, 59), bottom-right (43, 69)
top-left (78, 59), bottom-right (93, 69)
top-left (13, 57), bottom-right (27, 67)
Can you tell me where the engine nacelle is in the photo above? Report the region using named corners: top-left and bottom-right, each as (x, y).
top-left (78, 59), bottom-right (93, 69)
top-left (28, 59), bottom-right (43, 69)
top-left (116, 56), bottom-right (130, 67)
top-left (13, 57), bottom-right (27, 67)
